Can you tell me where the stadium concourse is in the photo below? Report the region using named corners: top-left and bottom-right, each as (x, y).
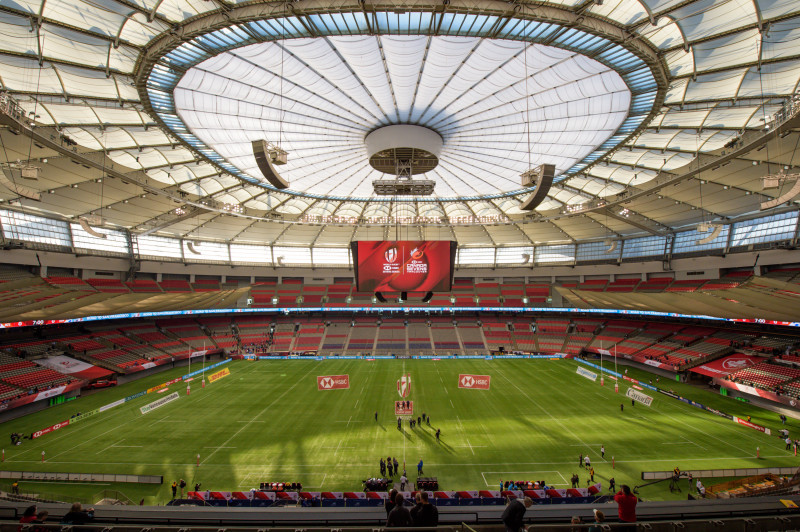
top-left (1, 0), bottom-right (800, 527)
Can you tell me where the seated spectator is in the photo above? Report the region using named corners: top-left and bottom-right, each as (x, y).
top-left (19, 505), bottom-right (37, 525)
top-left (61, 503), bottom-right (94, 525)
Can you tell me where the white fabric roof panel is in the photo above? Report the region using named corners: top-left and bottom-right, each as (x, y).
top-left (172, 37), bottom-right (630, 199)
top-left (0, 0), bottom-right (795, 250)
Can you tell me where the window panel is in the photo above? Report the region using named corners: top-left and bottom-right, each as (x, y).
top-left (312, 247), bottom-right (351, 266)
top-left (621, 235), bottom-right (668, 258)
top-left (731, 212), bottom-right (798, 247)
top-left (135, 234), bottom-right (182, 259)
top-left (0, 210), bottom-right (71, 246)
top-left (495, 246), bottom-right (534, 265)
top-left (182, 240), bottom-right (229, 262)
top-left (673, 225), bottom-right (729, 254)
top-left (535, 244), bottom-right (575, 264)
top-left (230, 243), bottom-right (271, 264)
top-left (273, 246), bottom-right (312, 265)
top-left (577, 240), bottom-right (619, 261)
top-left (457, 247), bottom-right (495, 265)
top-left (70, 223), bottom-right (129, 254)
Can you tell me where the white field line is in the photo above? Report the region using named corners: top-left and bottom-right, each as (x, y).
top-left (8, 455), bottom-right (792, 468)
top-left (201, 364), bottom-right (318, 466)
top-left (494, 366), bottom-right (603, 460)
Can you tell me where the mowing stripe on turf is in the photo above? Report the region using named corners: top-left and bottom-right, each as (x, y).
top-left (200, 362), bottom-right (318, 466)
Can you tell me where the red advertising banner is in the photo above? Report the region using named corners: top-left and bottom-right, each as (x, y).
top-left (690, 353), bottom-right (761, 378)
top-left (733, 416), bottom-right (770, 434)
top-left (353, 241), bottom-right (454, 292)
top-left (0, 380), bottom-right (83, 413)
top-left (317, 374), bottom-right (350, 390)
top-left (458, 374), bottom-right (491, 390)
top-left (32, 419), bottom-right (71, 439)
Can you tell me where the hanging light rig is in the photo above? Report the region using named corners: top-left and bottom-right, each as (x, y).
top-left (251, 4), bottom-right (289, 189)
top-left (517, 25), bottom-right (555, 211)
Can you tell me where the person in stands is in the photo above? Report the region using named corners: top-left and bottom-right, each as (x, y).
top-left (613, 485), bottom-right (637, 529)
top-left (501, 496), bottom-right (532, 532)
top-left (411, 491), bottom-right (438, 527)
top-left (61, 503), bottom-right (94, 525)
top-left (385, 488), bottom-right (398, 516)
top-left (19, 505), bottom-right (37, 525)
top-left (387, 492), bottom-right (412, 527)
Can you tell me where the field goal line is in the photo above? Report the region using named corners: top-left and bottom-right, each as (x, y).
top-left (480, 471), bottom-right (568, 487)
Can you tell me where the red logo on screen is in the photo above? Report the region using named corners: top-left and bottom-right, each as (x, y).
top-left (458, 374), bottom-right (491, 390)
top-left (410, 247), bottom-right (424, 260)
top-left (317, 375), bottom-right (350, 390)
top-left (385, 247), bottom-right (398, 263)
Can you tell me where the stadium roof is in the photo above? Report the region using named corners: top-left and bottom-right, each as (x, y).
top-left (0, 0), bottom-right (798, 249)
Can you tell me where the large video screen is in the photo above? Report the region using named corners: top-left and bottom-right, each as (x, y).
top-left (352, 240), bottom-right (456, 292)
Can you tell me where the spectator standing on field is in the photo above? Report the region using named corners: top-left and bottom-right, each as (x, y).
top-left (400, 472), bottom-right (408, 491)
top-left (501, 496), bottom-right (533, 532)
top-left (613, 485), bottom-right (637, 529)
top-left (179, 478), bottom-right (186, 498)
top-left (171, 481), bottom-right (177, 499)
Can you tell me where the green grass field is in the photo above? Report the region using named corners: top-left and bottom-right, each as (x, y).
top-left (2, 358), bottom-right (799, 505)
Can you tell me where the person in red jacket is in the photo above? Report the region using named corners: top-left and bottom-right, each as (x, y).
top-left (613, 485), bottom-right (637, 528)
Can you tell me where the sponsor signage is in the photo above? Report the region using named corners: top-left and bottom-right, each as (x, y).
top-left (69, 408), bottom-right (100, 424)
top-left (397, 373), bottom-right (411, 397)
top-left (395, 401), bottom-right (413, 416)
top-left (690, 353), bottom-right (760, 378)
top-left (576, 367), bottom-right (597, 381)
top-left (317, 374), bottom-right (350, 390)
top-left (733, 416), bottom-right (771, 435)
top-left (11, 307), bottom-right (800, 332)
top-left (626, 387), bottom-right (653, 407)
top-left (183, 359), bottom-right (229, 380)
top-left (140, 392), bottom-right (179, 415)
top-left (208, 367), bottom-right (231, 383)
top-left (458, 374), bottom-right (491, 390)
top-left (32, 420), bottom-right (70, 439)
top-left (352, 240), bottom-right (456, 292)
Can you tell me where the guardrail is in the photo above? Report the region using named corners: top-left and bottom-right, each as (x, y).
top-left (0, 516), bottom-right (797, 532)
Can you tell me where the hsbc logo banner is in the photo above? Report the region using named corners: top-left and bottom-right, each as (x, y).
top-left (32, 419), bottom-right (71, 439)
top-left (317, 374), bottom-right (350, 390)
top-left (458, 374), bottom-right (491, 390)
